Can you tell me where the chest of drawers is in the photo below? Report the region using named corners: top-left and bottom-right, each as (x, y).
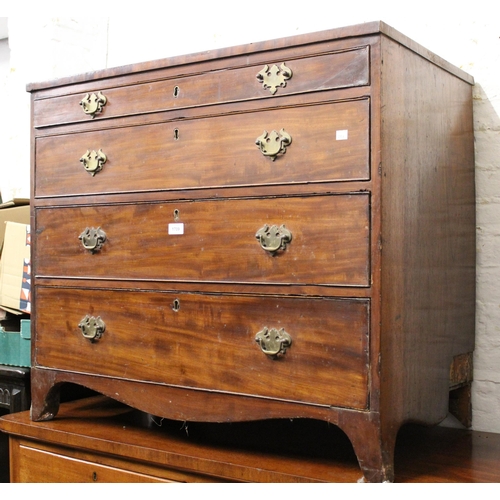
top-left (27, 21), bottom-right (475, 482)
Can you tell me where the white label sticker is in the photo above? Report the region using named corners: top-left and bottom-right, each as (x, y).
top-left (336, 130), bottom-right (348, 140)
top-left (168, 223), bottom-right (184, 235)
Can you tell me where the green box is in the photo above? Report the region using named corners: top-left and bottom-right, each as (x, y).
top-left (0, 319), bottom-right (31, 367)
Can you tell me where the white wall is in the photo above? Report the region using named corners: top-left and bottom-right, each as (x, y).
top-left (1, 1), bottom-right (499, 433)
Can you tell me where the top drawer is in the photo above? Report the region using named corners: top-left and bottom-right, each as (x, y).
top-left (32, 47), bottom-right (369, 128)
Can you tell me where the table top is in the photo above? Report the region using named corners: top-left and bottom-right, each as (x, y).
top-left (1, 395), bottom-right (499, 483)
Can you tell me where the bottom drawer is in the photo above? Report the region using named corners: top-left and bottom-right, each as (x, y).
top-left (34, 287), bottom-right (369, 409)
top-left (10, 438), bottom-right (210, 482)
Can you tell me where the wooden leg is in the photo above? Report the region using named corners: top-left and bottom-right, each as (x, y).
top-left (449, 384), bottom-right (472, 428)
top-left (340, 414), bottom-right (397, 482)
top-left (448, 352), bottom-right (473, 428)
top-left (30, 368), bottom-right (62, 421)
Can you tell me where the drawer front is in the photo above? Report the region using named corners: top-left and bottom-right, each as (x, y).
top-left (13, 444), bottom-right (171, 483)
top-left (34, 98), bottom-right (369, 198)
top-left (33, 47), bottom-right (369, 128)
top-left (35, 194), bottom-right (370, 286)
top-left (34, 287), bottom-right (370, 409)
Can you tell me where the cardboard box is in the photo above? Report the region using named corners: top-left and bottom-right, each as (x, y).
top-left (0, 222), bottom-right (31, 314)
top-left (0, 319), bottom-right (31, 367)
top-left (0, 204), bottom-right (30, 254)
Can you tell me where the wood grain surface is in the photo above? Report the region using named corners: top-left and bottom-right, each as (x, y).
top-left (34, 288), bottom-right (369, 409)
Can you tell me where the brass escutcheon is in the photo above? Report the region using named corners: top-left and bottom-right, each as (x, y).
top-left (255, 129), bottom-right (292, 160)
top-left (255, 224), bottom-right (292, 253)
top-left (255, 327), bottom-right (292, 358)
top-left (79, 227), bottom-right (107, 253)
top-left (80, 149), bottom-right (107, 176)
top-left (256, 63), bottom-right (292, 94)
top-left (79, 92), bottom-right (107, 118)
top-left (78, 315), bottom-right (106, 342)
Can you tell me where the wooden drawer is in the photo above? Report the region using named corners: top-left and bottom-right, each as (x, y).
top-left (35, 194), bottom-right (370, 286)
top-left (12, 441), bottom-right (173, 482)
top-left (33, 47), bottom-right (369, 128)
top-left (34, 287), bottom-right (370, 409)
top-left (35, 98), bottom-right (370, 198)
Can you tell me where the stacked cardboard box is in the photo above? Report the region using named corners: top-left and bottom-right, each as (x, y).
top-left (0, 201), bottom-right (31, 367)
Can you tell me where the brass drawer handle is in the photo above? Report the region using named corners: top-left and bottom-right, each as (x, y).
top-left (256, 63), bottom-right (292, 94)
top-left (255, 129), bottom-right (292, 160)
top-left (80, 149), bottom-right (107, 176)
top-left (79, 227), bottom-right (107, 253)
top-left (79, 91), bottom-right (107, 118)
top-left (255, 327), bottom-right (292, 358)
top-left (255, 224), bottom-right (292, 253)
top-left (78, 315), bottom-right (105, 342)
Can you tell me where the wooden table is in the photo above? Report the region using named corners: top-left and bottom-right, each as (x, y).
top-left (0, 396), bottom-right (499, 483)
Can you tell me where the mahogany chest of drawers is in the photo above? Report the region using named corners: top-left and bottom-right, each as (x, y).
top-left (27, 21), bottom-right (475, 482)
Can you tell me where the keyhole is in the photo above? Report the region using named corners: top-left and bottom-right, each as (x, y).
top-left (92, 471), bottom-right (98, 482)
top-left (173, 128), bottom-right (180, 140)
top-left (173, 86), bottom-right (180, 98)
top-left (172, 299), bottom-right (180, 312)
top-left (173, 209), bottom-right (180, 221)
